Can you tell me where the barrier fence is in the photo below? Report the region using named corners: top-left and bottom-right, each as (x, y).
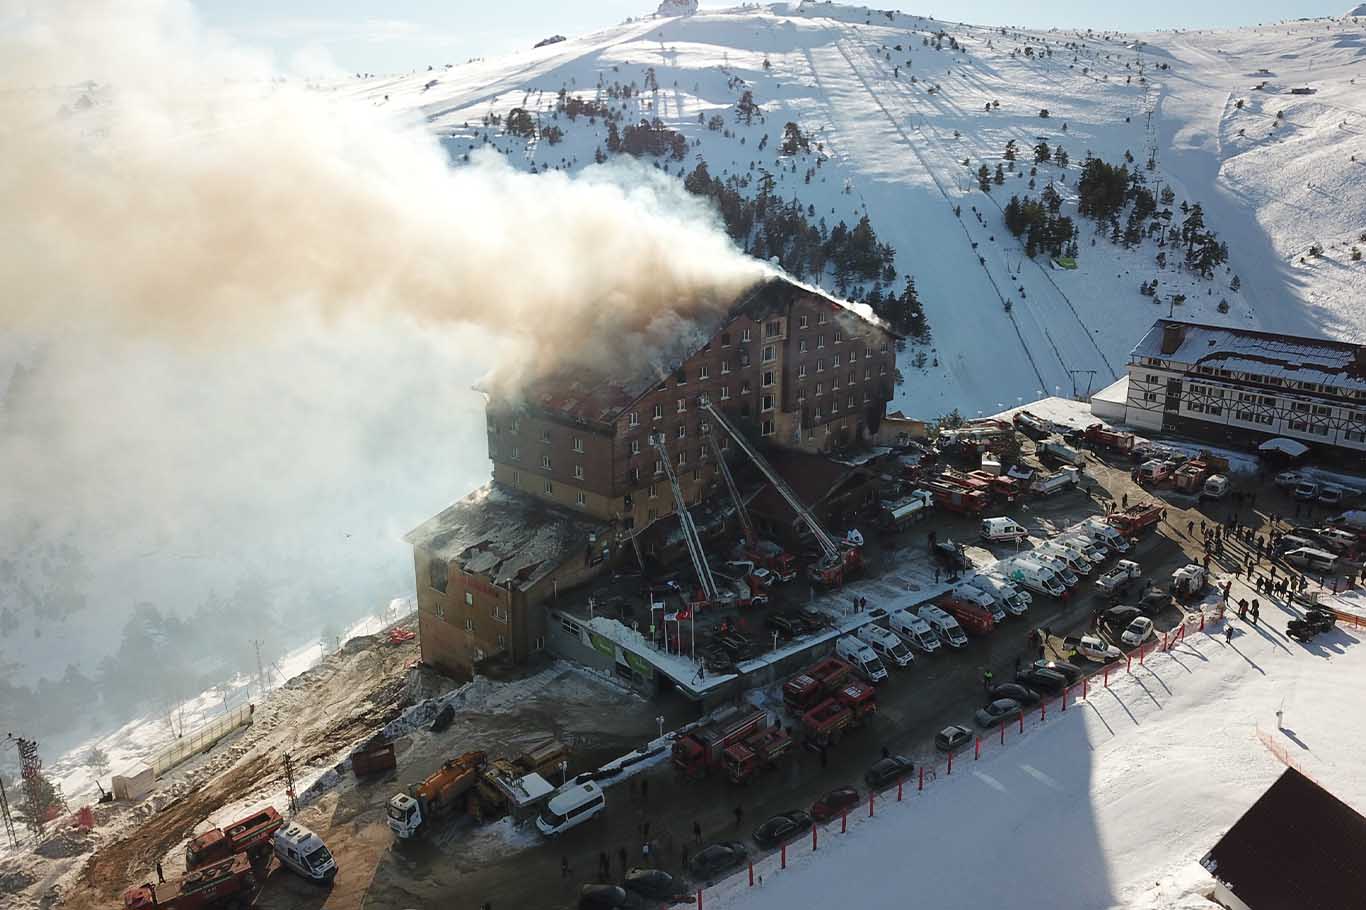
top-left (150, 703), bottom-right (255, 778)
top-left (686, 609), bottom-right (1216, 909)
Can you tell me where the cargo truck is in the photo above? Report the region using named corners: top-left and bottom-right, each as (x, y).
top-left (186, 807), bottom-right (283, 871)
top-left (1107, 503), bottom-right (1165, 535)
top-left (125, 854), bottom-right (256, 910)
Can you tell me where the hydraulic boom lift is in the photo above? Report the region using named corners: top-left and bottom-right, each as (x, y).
top-left (650, 432), bottom-right (720, 607)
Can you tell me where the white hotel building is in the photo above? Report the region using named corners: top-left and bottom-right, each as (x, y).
top-left (1121, 320), bottom-right (1366, 461)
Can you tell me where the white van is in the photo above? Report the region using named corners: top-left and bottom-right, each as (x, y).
top-left (1029, 550), bottom-right (1080, 586)
top-left (1202, 475), bottom-right (1230, 500)
top-left (857, 624), bottom-right (915, 668)
top-left (981, 517), bottom-right (1028, 543)
top-left (1003, 559), bottom-right (1066, 598)
top-left (954, 584), bottom-right (1006, 623)
top-left (888, 608), bottom-right (940, 653)
top-left (1284, 547), bottom-right (1339, 573)
top-left (836, 635), bottom-right (890, 683)
top-left (1079, 518), bottom-right (1130, 554)
top-left (1044, 539), bottom-right (1097, 574)
top-left (536, 781), bottom-right (606, 838)
top-left (1057, 531), bottom-right (1108, 564)
top-left (273, 823), bottom-right (336, 883)
top-left (969, 574), bottom-right (1031, 616)
top-left (915, 605), bottom-right (968, 649)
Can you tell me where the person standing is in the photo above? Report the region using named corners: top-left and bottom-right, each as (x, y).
top-left (693, 820), bottom-right (702, 844)
top-left (734, 806), bottom-right (744, 829)
top-left (1225, 625), bottom-right (1233, 644)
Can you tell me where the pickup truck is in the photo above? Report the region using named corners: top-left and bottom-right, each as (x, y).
top-left (1095, 560), bottom-right (1142, 596)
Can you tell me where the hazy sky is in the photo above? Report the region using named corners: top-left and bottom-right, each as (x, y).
top-left (195, 1), bottom-right (1346, 75)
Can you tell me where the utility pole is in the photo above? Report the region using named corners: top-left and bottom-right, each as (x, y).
top-left (252, 639), bottom-right (269, 698)
top-left (282, 753), bottom-right (298, 815)
top-left (0, 776), bottom-right (17, 847)
top-left (1067, 369), bottom-right (1098, 400)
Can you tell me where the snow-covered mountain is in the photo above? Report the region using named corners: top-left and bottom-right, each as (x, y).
top-left (333, 3), bottom-right (1366, 417)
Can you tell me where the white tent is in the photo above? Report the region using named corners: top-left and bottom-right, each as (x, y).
top-left (1258, 437), bottom-right (1309, 457)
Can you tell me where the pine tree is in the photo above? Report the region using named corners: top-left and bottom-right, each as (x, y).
top-left (994, 163), bottom-right (1005, 185)
top-left (1034, 140), bottom-right (1051, 164)
top-left (978, 164), bottom-right (992, 192)
top-left (606, 121), bottom-right (621, 153)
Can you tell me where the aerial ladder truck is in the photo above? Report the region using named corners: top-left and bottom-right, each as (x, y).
top-left (700, 398), bottom-right (863, 587)
top-left (705, 425), bottom-right (798, 583)
top-left (650, 432), bottom-right (722, 611)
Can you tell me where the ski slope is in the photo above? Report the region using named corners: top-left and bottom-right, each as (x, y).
top-left (332, 3), bottom-right (1366, 417)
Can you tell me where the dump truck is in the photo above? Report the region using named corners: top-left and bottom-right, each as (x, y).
top-left (350, 737), bottom-right (397, 778)
top-left (1031, 468), bottom-right (1080, 497)
top-left (1012, 410), bottom-right (1052, 440)
top-left (1107, 503), bottom-right (1165, 535)
top-left (1039, 439), bottom-right (1086, 467)
top-left (722, 727), bottom-right (794, 784)
top-left (125, 854), bottom-right (256, 910)
top-left (1081, 424), bottom-right (1135, 453)
top-left (471, 739), bottom-right (570, 822)
top-left (387, 751), bottom-right (486, 839)
top-left (672, 710), bottom-right (770, 779)
top-left (923, 479), bottom-right (989, 515)
top-left (877, 491), bottom-right (933, 532)
top-left (185, 807), bottom-right (283, 871)
top-left (782, 657), bottom-right (855, 715)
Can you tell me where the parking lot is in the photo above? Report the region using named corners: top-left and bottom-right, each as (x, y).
top-left (312, 426), bottom-right (1366, 910)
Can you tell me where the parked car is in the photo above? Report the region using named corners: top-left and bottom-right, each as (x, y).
top-left (1015, 667), bottom-right (1067, 695)
top-left (579, 884), bottom-right (638, 909)
top-left (933, 540), bottom-right (972, 571)
top-left (935, 725), bottom-right (973, 752)
top-left (1318, 485), bottom-right (1345, 507)
top-left (689, 842), bottom-right (748, 880)
top-left (752, 812), bottom-right (813, 850)
top-left (975, 698), bottom-right (1024, 728)
top-left (766, 613), bottom-right (802, 641)
top-left (1121, 616), bottom-right (1155, 647)
top-left (1294, 481), bottom-right (1320, 501)
top-left (1076, 635), bottom-right (1123, 662)
top-left (810, 786), bottom-right (861, 822)
top-left (1098, 605), bottom-right (1143, 636)
top-left (623, 869), bottom-right (690, 904)
top-left (1031, 659), bottom-right (1084, 683)
top-left (864, 755), bottom-right (914, 790)
top-left (1275, 470), bottom-right (1306, 489)
top-left (986, 682), bottom-right (1040, 706)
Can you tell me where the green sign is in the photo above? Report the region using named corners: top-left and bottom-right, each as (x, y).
top-left (624, 650), bottom-right (655, 679)
top-left (588, 631), bottom-right (617, 660)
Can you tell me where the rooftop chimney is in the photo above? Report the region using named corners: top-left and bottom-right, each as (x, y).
top-left (1160, 322), bottom-right (1186, 356)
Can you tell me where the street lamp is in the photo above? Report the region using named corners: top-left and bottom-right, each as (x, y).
top-left (558, 759), bottom-right (568, 787)
top-left (656, 715), bottom-right (665, 740)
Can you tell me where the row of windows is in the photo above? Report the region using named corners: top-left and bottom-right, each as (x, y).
top-left (429, 588), bottom-right (510, 625)
top-left (797, 391), bottom-right (873, 412)
top-left (798, 364), bottom-right (884, 382)
top-left (505, 470), bottom-right (589, 507)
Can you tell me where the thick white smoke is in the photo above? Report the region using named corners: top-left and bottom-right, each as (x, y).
top-left (0, 0), bottom-right (766, 737)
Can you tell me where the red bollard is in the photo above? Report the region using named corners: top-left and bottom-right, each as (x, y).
top-left (1140, 642), bottom-right (1146, 666)
top-left (1083, 675), bottom-right (1088, 699)
top-left (1126, 654), bottom-right (1132, 673)
top-left (1161, 629), bottom-right (1168, 652)
top-left (841, 812), bottom-right (847, 834)
top-left (813, 825), bottom-right (818, 851)
top-left (781, 844), bottom-right (786, 870)
top-left (869, 792), bottom-right (875, 817)
top-left (748, 865), bottom-right (754, 887)
top-left (699, 889), bottom-right (704, 909)
top-left (1018, 711), bottom-right (1024, 734)
top-left (975, 737), bottom-right (981, 760)
top-left (1199, 612), bottom-right (1206, 632)
top-left (947, 751), bottom-right (953, 775)
top-left (918, 766), bottom-right (924, 791)
top-left (1061, 685), bottom-right (1068, 711)
top-left (1000, 722), bottom-right (1005, 745)
top-left (1041, 700), bottom-right (1047, 722)
top-left (897, 780), bottom-right (903, 801)
top-left (1104, 664), bottom-right (1110, 687)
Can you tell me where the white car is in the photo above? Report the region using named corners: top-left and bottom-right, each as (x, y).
top-left (1076, 635), bottom-right (1123, 663)
top-left (1121, 617), bottom-right (1155, 647)
top-left (1274, 470), bottom-right (1306, 489)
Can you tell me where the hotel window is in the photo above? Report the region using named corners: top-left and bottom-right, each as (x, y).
top-left (798, 364), bottom-right (807, 378)
top-left (721, 332), bottom-right (731, 347)
top-left (510, 418), bottom-right (520, 433)
top-left (799, 315), bottom-right (809, 329)
top-left (675, 368), bottom-right (687, 385)
top-left (676, 398), bottom-right (685, 413)
top-left (799, 338), bottom-right (808, 353)
top-left (817, 335), bottom-right (825, 349)
top-left (676, 424), bottom-right (686, 439)
top-left (573, 464), bottom-right (584, 480)
top-left (831, 398), bottom-right (840, 413)
top-left (720, 386), bottom-right (731, 400)
top-left (848, 394), bottom-right (856, 409)
top-left (429, 560), bottom-right (448, 594)
top-left (540, 455), bottom-right (551, 469)
top-left (492, 605), bottom-right (509, 624)
top-left (762, 370), bottom-right (774, 387)
top-left (575, 492), bottom-right (586, 507)
top-left (880, 341), bottom-right (888, 353)
top-left (654, 460), bottom-right (664, 476)
top-left (630, 467), bottom-right (640, 482)
top-left (542, 479), bottom-right (553, 494)
top-left (765, 320), bottom-right (781, 338)
top-left (848, 371), bottom-right (856, 386)
top-left (863, 390), bottom-right (871, 403)
top-left (816, 383), bottom-right (824, 396)
top-left (850, 348), bottom-right (859, 361)
top-left (510, 446), bottom-right (520, 461)
top-left (834, 329), bottom-right (843, 343)
top-left (496, 634), bottom-right (506, 649)
top-left (762, 394), bottom-right (774, 412)
top-left (762, 344), bottom-right (776, 363)
top-left (630, 439), bottom-right (640, 455)
top-left (649, 483), bottom-right (659, 498)
top-left (797, 388), bottom-right (806, 403)
top-left (741, 380), bottom-right (752, 394)
top-left (814, 407), bottom-right (823, 420)
top-left (864, 368), bottom-right (872, 381)
top-left (738, 328), bottom-right (751, 343)
top-left (511, 470), bottom-right (520, 485)
top-left (761, 419), bottom-right (776, 436)
top-left (721, 360), bottom-right (731, 374)
top-left (628, 411), bottom-right (639, 427)
top-left (817, 359), bottom-right (825, 372)
top-left (653, 403), bottom-right (663, 420)
top-left (540, 429), bottom-right (551, 444)
top-left (572, 437), bottom-right (583, 453)
top-left (833, 353), bottom-right (842, 368)
top-left (464, 618), bottom-right (474, 632)
top-left (678, 449), bottom-right (687, 466)
top-left (700, 365), bottom-right (710, 380)
top-left (879, 364), bottom-right (887, 375)
top-left (818, 312), bottom-right (828, 325)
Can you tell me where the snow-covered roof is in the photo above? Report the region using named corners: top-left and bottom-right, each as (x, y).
top-left (1131, 320), bottom-right (1366, 396)
top-left (516, 275), bottom-right (894, 423)
top-left (405, 483), bottom-right (607, 590)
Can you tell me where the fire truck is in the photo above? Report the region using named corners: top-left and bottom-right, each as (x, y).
top-left (125, 854), bottom-right (256, 910)
top-left (185, 807), bottom-right (283, 870)
top-left (722, 727), bottom-right (793, 784)
top-left (937, 592), bottom-right (995, 636)
top-left (672, 709), bottom-right (772, 779)
top-left (798, 680), bottom-right (877, 748)
top-left (967, 470), bottom-right (1022, 502)
top-left (781, 657), bottom-right (853, 715)
top-left (1081, 423), bottom-right (1136, 453)
top-left (1107, 503), bottom-right (1165, 536)
top-left (923, 479), bottom-right (990, 515)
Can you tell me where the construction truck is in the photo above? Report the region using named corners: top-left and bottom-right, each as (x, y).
top-left (1082, 424), bottom-right (1136, 454)
top-left (470, 739), bottom-right (569, 822)
top-left (1012, 410), bottom-right (1052, 440)
top-left (185, 807), bottom-right (283, 871)
top-left (125, 854), bottom-right (256, 910)
top-left (1172, 455), bottom-right (1229, 494)
top-left (939, 467), bottom-right (995, 497)
top-left (1107, 503), bottom-right (1165, 536)
top-left (1039, 438), bottom-right (1086, 467)
top-left (672, 710), bottom-right (770, 780)
top-left (877, 491), bottom-right (933, 533)
top-left (722, 727), bottom-right (794, 784)
top-left (967, 470), bottom-right (1022, 502)
top-left (782, 657), bottom-right (855, 715)
top-left (387, 751), bottom-right (486, 839)
top-left (700, 398), bottom-right (862, 588)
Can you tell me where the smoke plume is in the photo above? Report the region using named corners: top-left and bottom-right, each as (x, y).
top-left (0, 0), bottom-right (765, 739)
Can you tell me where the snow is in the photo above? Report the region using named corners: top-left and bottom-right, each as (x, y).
top-left (705, 601), bottom-right (1366, 910)
top-left (333, 6), bottom-right (1365, 421)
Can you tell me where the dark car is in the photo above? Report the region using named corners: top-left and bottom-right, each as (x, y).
top-left (1139, 586), bottom-right (1169, 613)
top-left (623, 868), bottom-right (689, 904)
top-left (766, 613), bottom-right (803, 641)
top-left (1031, 659), bottom-right (1083, 684)
top-left (974, 698), bottom-right (1024, 728)
top-left (1016, 667), bottom-right (1067, 695)
top-left (796, 609), bottom-right (832, 633)
top-left (864, 755), bottom-right (914, 790)
top-left (935, 724), bottom-right (973, 752)
top-left (752, 811), bottom-right (813, 849)
top-left (810, 786), bottom-right (861, 822)
top-left (987, 682), bottom-right (1040, 706)
top-left (689, 842), bottom-right (748, 880)
top-left (1098, 605), bottom-right (1143, 636)
top-left (578, 884), bottom-right (638, 909)
top-left (933, 540), bottom-right (971, 571)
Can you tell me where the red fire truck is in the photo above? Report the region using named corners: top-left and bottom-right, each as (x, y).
top-left (722, 727), bottom-right (794, 784)
top-left (1107, 503), bottom-right (1165, 536)
top-left (937, 593), bottom-right (995, 636)
top-left (672, 710), bottom-right (770, 779)
top-left (781, 657), bottom-right (854, 715)
top-left (186, 807), bottom-right (283, 870)
top-left (125, 854), bottom-right (256, 910)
